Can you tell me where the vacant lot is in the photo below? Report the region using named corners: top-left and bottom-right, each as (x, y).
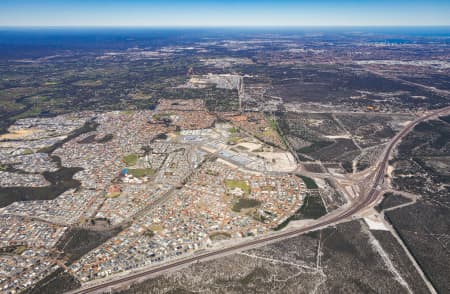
top-left (277, 112), bottom-right (360, 170)
top-left (57, 227), bottom-right (123, 263)
top-left (232, 198), bottom-right (261, 212)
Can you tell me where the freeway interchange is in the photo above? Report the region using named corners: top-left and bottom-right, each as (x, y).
top-left (69, 105), bottom-right (450, 294)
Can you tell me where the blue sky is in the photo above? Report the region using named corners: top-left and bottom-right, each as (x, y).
top-left (1, 0), bottom-right (450, 27)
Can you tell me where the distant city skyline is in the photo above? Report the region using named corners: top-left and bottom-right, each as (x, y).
top-left (1, 0), bottom-right (450, 27)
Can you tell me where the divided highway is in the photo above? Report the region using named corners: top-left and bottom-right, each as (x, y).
top-left (69, 106), bottom-right (450, 294)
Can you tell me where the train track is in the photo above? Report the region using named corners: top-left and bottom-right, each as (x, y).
top-left (69, 106), bottom-right (450, 294)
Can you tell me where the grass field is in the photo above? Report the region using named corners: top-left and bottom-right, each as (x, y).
top-left (227, 137), bottom-right (240, 145)
top-left (106, 192), bottom-right (121, 198)
top-left (123, 154), bottom-right (139, 166)
top-left (149, 224), bottom-right (163, 232)
top-left (14, 245), bottom-right (28, 254)
top-left (22, 148), bottom-right (34, 155)
top-left (128, 168), bottom-right (155, 178)
top-left (225, 179), bottom-right (250, 196)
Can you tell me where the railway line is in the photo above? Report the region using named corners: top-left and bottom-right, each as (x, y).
top-left (68, 106), bottom-right (450, 294)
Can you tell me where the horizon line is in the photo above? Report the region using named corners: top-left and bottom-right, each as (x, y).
top-left (1, 25), bottom-right (450, 29)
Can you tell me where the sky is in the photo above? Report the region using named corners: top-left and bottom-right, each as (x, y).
top-left (1, 0), bottom-right (450, 27)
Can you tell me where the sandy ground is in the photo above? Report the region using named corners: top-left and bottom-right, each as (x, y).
top-left (285, 219), bottom-right (314, 229)
top-left (398, 120), bottom-right (413, 127)
top-left (258, 152), bottom-right (297, 172)
top-left (364, 214), bottom-right (389, 231)
top-left (325, 135), bottom-right (352, 139)
top-left (216, 158), bottom-right (238, 168)
top-left (0, 128), bottom-right (40, 140)
top-left (236, 142), bottom-right (262, 152)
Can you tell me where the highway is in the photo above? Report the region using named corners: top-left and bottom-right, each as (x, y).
top-left (68, 106), bottom-right (450, 294)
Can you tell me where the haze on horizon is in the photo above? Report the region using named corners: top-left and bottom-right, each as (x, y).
top-left (1, 0), bottom-right (450, 27)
